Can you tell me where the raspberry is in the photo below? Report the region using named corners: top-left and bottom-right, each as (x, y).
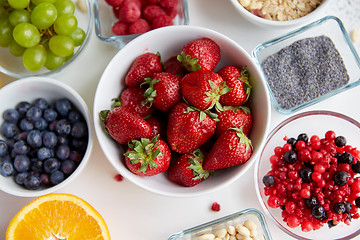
top-left (129, 18), bottom-right (151, 34)
top-left (112, 21), bottom-right (129, 35)
top-left (118, 0), bottom-right (142, 23)
top-left (159, 0), bottom-right (178, 9)
top-left (105, 0), bottom-right (124, 7)
top-left (211, 202), bottom-right (220, 212)
top-left (142, 5), bottom-right (166, 22)
top-left (114, 174), bottom-right (124, 181)
top-left (151, 15), bottom-right (173, 29)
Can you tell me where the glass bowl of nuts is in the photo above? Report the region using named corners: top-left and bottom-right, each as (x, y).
top-left (0, 0), bottom-right (92, 79)
top-left (229, 0), bottom-right (332, 28)
top-left (168, 208), bottom-right (272, 240)
top-left (252, 15), bottom-right (360, 114)
top-left (255, 110), bottom-right (360, 239)
top-left (93, 0), bottom-right (189, 48)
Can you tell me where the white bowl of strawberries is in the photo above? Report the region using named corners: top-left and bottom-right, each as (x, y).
top-left (93, 25), bottom-right (271, 197)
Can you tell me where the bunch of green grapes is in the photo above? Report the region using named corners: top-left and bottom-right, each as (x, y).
top-left (0, 0), bottom-right (86, 71)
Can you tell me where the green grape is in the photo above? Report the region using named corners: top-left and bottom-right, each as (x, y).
top-left (13, 22), bottom-right (41, 48)
top-left (69, 27), bottom-right (85, 46)
top-left (49, 35), bottom-right (74, 57)
top-left (22, 44), bottom-right (47, 71)
top-left (9, 9), bottom-right (31, 27)
top-left (31, 0), bottom-right (56, 5)
top-left (0, 7), bottom-right (10, 21)
top-left (53, 0), bottom-right (75, 15)
top-left (31, 2), bottom-right (57, 29)
top-left (8, 0), bottom-right (30, 9)
top-left (0, 20), bottom-right (13, 47)
top-left (9, 39), bottom-right (25, 56)
top-left (0, 0), bottom-right (10, 7)
top-left (54, 14), bottom-right (77, 35)
top-left (45, 50), bottom-right (65, 70)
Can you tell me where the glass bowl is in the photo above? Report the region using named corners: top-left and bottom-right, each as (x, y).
top-left (255, 110), bottom-right (360, 239)
top-left (93, 0), bottom-right (189, 48)
top-left (0, 77), bottom-right (94, 197)
top-left (229, 0), bottom-right (332, 28)
top-left (168, 208), bottom-right (272, 240)
top-left (93, 25), bottom-right (271, 197)
top-left (252, 16), bottom-right (360, 114)
top-left (0, 0), bottom-right (93, 79)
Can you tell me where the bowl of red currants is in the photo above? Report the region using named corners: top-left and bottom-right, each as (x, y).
top-left (255, 110), bottom-right (360, 239)
top-left (0, 0), bottom-right (92, 79)
top-left (0, 77), bottom-right (93, 197)
top-left (93, 0), bottom-right (189, 48)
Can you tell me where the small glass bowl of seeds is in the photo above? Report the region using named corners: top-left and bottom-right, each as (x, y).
top-left (168, 208), bottom-right (272, 240)
top-left (252, 16), bottom-right (360, 114)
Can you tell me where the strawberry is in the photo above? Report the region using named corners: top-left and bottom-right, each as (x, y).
top-left (146, 115), bottom-right (166, 140)
top-left (218, 65), bottom-right (251, 106)
top-left (167, 149), bottom-right (213, 187)
top-left (216, 105), bottom-right (252, 137)
top-left (142, 72), bottom-right (181, 112)
top-left (180, 70), bottom-right (230, 111)
top-left (120, 87), bottom-right (155, 117)
top-left (203, 127), bottom-right (253, 170)
top-left (164, 55), bottom-right (185, 77)
top-left (124, 136), bottom-right (171, 176)
top-left (177, 37), bottom-right (220, 72)
top-left (125, 52), bottom-right (162, 87)
top-left (99, 106), bottom-right (151, 144)
top-left (167, 102), bottom-right (217, 153)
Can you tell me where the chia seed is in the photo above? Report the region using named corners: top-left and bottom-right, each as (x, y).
top-left (261, 35), bottom-right (349, 110)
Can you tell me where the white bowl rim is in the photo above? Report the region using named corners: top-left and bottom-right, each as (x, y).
top-left (0, 77), bottom-right (94, 197)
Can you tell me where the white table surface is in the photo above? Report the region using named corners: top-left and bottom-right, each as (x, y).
top-left (1, 0), bottom-right (360, 239)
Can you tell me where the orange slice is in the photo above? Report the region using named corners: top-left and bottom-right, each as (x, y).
top-left (6, 193), bottom-right (111, 240)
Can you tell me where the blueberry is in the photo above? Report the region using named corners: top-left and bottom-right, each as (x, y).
top-left (24, 175), bottom-right (41, 190)
top-left (71, 121), bottom-right (87, 139)
top-left (26, 106), bottom-right (42, 122)
top-left (40, 173), bottom-right (51, 186)
top-left (312, 205), bottom-right (326, 220)
top-left (55, 144), bottom-right (70, 160)
top-left (55, 98), bottom-right (72, 117)
top-left (299, 167), bottom-right (313, 183)
top-left (345, 201), bottom-right (352, 213)
top-left (333, 202), bottom-right (346, 214)
top-left (1, 121), bottom-right (18, 138)
top-left (355, 197), bottom-right (360, 208)
top-left (262, 174), bottom-right (275, 187)
top-left (17, 131), bottom-right (28, 141)
top-left (14, 172), bottom-right (29, 185)
top-left (305, 196), bottom-right (318, 209)
top-left (34, 118), bottom-right (48, 130)
top-left (334, 171), bottom-right (348, 186)
top-left (71, 138), bottom-right (87, 152)
top-left (43, 157), bottom-right (60, 174)
top-left (0, 160), bottom-right (14, 176)
top-left (3, 109), bottom-right (20, 123)
top-left (57, 135), bottom-right (68, 145)
top-left (338, 152), bottom-right (353, 164)
top-left (335, 136), bottom-right (346, 147)
top-left (297, 133), bottom-right (309, 143)
top-left (33, 98), bottom-right (49, 110)
top-left (13, 140), bottom-right (30, 155)
top-left (42, 131), bottom-right (58, 149)
top-left (327, 220), bottom-right (337, 228)
top-left (19, 118), bottom-right (34, 131)
top-left (27, 129), bottom-right (42, 148)
top-left (0, 140), bottom-right (8, 157)
top-left (13, 155), bottom-right (31, 172)
top-left (352, 162), bottom-right (360, 173)
top-left (55, 119), bottom-right (71, 136)
top-left (37, 147), bottom-right (54, 160)
top-left (31, 159), bottom-right (43, 173)
top-left (286, 137), bottom-right (297, 149)
top-left (68, 110), bottom-right (82, 123)
top-left (60, 159), bottom-right (76, 175)
top-left (43, 108), bottom-right (58, 122)
top-left (15, 101), bottom-right (31, 117)
top-left (69, 150), bottom-right (83, 163)
top-left (284, 150), bottom-right (297, 164)
top-left (50, 170), bottom-right (65, 185)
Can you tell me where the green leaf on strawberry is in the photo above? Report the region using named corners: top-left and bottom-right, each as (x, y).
top-left (177, 51), bottom-right (201, 72)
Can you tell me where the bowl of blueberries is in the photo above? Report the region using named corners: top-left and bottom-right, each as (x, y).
top-left (0, 77), bottom-right (93, 197)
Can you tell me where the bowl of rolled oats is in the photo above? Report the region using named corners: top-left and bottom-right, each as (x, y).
top-left (229, 0), bottom-right (332, 27)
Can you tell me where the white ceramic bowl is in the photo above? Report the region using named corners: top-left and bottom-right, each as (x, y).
top-left (93, 25), bottom-right (271, 197)
top-left (0, 77), bottom-right (93, 197)
top-left (229, 0), bottom-right (332, 28)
